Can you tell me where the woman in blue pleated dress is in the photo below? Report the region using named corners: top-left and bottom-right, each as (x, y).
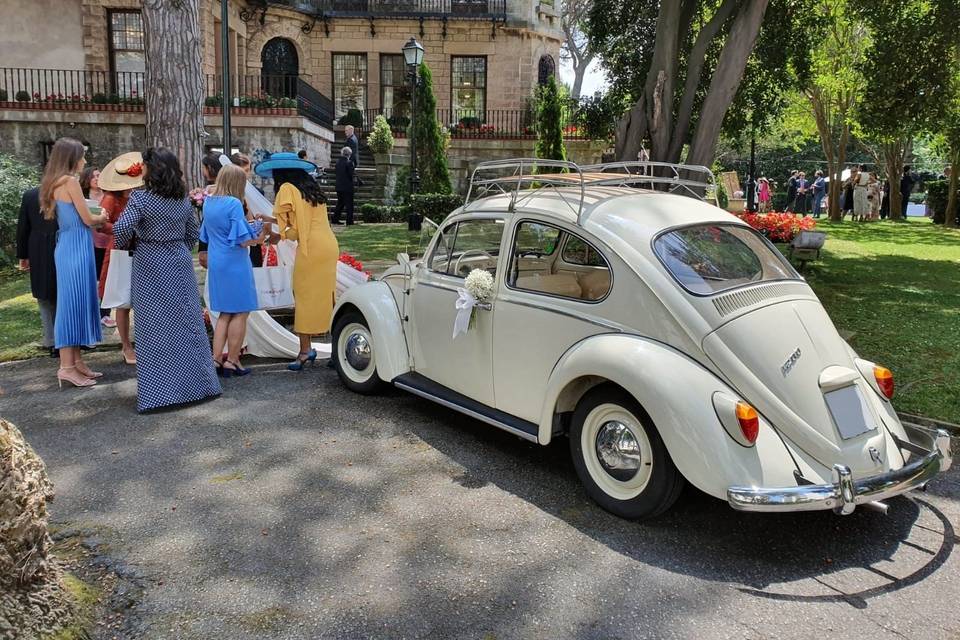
top-left (39, 138), bottom-right (109, 388)
top-left (114, 148), bottom-right (222, 413)
top-left (200, 164), bottom-right (265, 377)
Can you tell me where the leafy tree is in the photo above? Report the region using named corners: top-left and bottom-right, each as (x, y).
top-left (801, 0), bottom-right (868, 221)
top-left (536, 76), bottom-right (567, 161)
top-left (853, 0), bottom-right (960, 221)
top-left (410, 64), bottom-right (452, 195)
top-left (560, 0), bottom-right (595, 99)
top-left (943, 69), bottom-right (960, 227)
top-left (587, 0), bottom-right (814, 167)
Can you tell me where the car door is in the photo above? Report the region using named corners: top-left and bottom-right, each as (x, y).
top-left (493, 219), bottom-right (614, 423)
top-left (409, 216), bottom-right (506, 406)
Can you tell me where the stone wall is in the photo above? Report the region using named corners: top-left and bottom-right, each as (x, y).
top-left (0, 109), bottom-right (333, 180)
top-left (3, 0), bottom-right (85, 71)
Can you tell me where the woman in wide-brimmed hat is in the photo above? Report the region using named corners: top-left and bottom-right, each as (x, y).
top-left (97, 151), bottom-right (145, 365)
top-left (255, 152), bottom-right (338, 371)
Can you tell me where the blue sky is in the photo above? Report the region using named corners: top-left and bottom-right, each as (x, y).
top-left (559, 57), bottom-right (608, 97)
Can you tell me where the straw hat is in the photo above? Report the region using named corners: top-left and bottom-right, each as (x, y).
top-left (98, 151), bottom-right (145, 191)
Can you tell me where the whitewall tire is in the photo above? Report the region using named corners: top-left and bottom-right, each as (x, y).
top-left (332, 312), bottom-right (386, 395)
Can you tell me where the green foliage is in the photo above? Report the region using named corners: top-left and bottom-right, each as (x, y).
top-left (535, 75), bottom-right (566, 161)
top-left (359, 203), bottom-right (410, 223)
top-left (91, 93), bottom-right (108, 104)
top-left (408, 193), bottom-right (464, 224)
top-left (0, 89), bottom-right (6, 102)
top-left (340, 108), bottom-right (364, 128)
top-left (387, 115), bottom-right (411, 129)
top-left (927, 180), bottom-right (949, 223)
top-left (367, 114), bottom-right (395, 155)
top-left (573, 91), bottom-right (622, 141)
top-left (410, 64), bottom-right (452, 194)
top-left (15, 91), bottom-right (30, 102)
top-left (0, 153), bottom-right (40, 264)
top-left (204, 95), bottom-right (222, 107)
top-left (393, 165), bottom-right (411, 204)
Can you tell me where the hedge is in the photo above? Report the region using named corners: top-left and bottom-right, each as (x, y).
top-left (0, 153), bottom-right (40, 265)
top-left (408, 193), bottom-right (464, 223)
top-left (359, 203), bottom-right (410, 224)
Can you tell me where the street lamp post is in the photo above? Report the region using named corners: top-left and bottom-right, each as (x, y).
top-left (221, 0), bottom-right (232, 155)
top-left (403, 37), bottom-right (424, 231)
top-left (745, 120), bottom-right (757, 212)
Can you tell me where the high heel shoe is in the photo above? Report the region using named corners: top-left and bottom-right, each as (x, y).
top-left (58, 366), bottom-right (96, 389)
top-left (287, 351), bottom-right (313, 371)
top-left (223, 360), bottom-right (251, 377)
top-left (74, 362), bottom-right (103, 378)
top-left (213, 359), bottom-right (224, 377)
top-left (122, 350), bottom-right (137, 366)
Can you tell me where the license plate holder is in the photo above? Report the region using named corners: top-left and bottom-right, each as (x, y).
top-left (824, 385), bottom-right (877, 440)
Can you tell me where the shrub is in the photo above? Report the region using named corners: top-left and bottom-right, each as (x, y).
top-left (279, 97), bottom-right (297, 109)
top-left (204, 95), bottom-right (222, 107)
top-left (107, 94), bottom-right (121, 105)
top-left (0, 89), bottom-right (7, 102)
top-left (458, 116), bottom-right (482, 129)
top-left (736, 212), bottom-right (817, 243)
top-left (573, 91), bottom-right (621, 141)
top-left (927, 180), bottom-right (948, 223)
top-left (340, 108), bottom-right (364, 128)
top-left (15, 90), bottom-right (30, 102)
top-left (0, 153), bottom-right (41, 264)
top-left (367, 114), bottom-right (395, 155)
top-left (91, 93), bottom-right (108, 104)
top-left (410, 64), bottom-right (452, 194)
top-left (535, 76), bottom-right (566, 161)
top-left (387, 115), bottom-right (410, 129)
top-left (359, 203), bottom-right (410, 223)
top-left (393, 165), bottom-right (411, 204)
top-left (408, 193), bottom-right (464, 224)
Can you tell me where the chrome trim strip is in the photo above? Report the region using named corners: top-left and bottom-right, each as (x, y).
top-left (727, 425), bottom-right (952, 514)
top-left (395, 381), bottom-right (540, 443)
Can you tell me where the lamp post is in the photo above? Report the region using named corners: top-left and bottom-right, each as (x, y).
top-left (221, 0), bottom-right (232, 155)
top-left (745, 118), bottom-right (757, 212)
top-left (403, 37), bottom-right (424, 230)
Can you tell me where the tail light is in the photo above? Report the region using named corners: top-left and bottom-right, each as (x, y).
top-left (735, 401), bottom-right (760, 444)
top-left (873, 366), bottom-right (894, 399)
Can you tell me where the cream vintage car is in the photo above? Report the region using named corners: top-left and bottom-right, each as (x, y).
top-left (330, 159), bottom-right (951, 519)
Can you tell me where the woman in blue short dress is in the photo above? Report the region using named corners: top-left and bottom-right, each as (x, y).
top-left (200, 164), bottom-right (264, 377)
top-left (114, 148), bottom-right (222, 413)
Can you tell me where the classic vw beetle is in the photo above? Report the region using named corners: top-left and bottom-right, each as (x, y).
top-left (330, 159), bottom-right (951, 519)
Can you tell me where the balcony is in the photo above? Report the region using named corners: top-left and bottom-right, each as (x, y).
top-left (273, 0), bottom-right (507, 19)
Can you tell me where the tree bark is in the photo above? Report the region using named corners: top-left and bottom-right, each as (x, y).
top-left (142, 0), bottom-right (205, 189)
top-left (883, 138), bottom-right (910, 222)
top-left (686, 0), bottom-right (770, 168)
top-left (945, 148), bottom-right (959, 228)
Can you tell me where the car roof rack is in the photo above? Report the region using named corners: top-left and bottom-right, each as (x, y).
top-left (465, 159), bottom-right (718, 224)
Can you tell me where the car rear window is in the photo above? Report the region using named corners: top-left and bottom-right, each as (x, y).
top-left (653, 224), bottom-right (798, 295)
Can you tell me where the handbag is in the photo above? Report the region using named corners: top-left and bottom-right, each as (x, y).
top-left (252, 240), bottom-right (296, 310)
top-left (101, 249), bottom-right (133, 309)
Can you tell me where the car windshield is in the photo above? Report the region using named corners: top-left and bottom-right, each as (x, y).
top-left (653, 224), bottom-right (799, 295)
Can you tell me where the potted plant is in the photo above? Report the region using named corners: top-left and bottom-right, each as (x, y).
top-left (0, 89), bottom-right (7, 102)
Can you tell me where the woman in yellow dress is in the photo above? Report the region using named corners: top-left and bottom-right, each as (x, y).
top-left (255, 153), bottom-right (339, 370)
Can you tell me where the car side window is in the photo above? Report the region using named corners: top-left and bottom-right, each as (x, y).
top-left (429, 219), bottom-right (504, 278)
top-left (509, 221), bottom-right (612, 302)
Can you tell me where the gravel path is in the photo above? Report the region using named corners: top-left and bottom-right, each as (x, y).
top-left (2, 351), bottom-right (959, 640)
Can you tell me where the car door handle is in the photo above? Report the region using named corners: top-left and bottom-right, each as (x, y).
top-left (475, 302), bottom-right (493, 311)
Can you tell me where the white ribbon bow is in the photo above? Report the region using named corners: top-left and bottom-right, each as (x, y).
top-left (453, 287), bottom-right (477, 339)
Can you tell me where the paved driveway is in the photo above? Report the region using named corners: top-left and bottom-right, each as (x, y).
top-left (2, 352), bottom-right (959, 639)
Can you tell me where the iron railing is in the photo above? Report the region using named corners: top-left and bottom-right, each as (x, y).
top-left (1, 67), bottom-right (334, 127)
top-left (274, 0), bottom-right (507, 18)
top-left (358, 104), bottom-right (589, 139)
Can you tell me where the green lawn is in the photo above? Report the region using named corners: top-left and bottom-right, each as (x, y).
top-left (0, 271), bottom-right (45, 362)
top-left (334, 223), bottom-right (430, 264)
top-left (802, 218), bottom-right (960, 424)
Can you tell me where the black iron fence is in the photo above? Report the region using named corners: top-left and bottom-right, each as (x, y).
top-left (358, 104), bottom-right (589, 139)
top-left (1, 67), bottom-right (334, 126)
top-left (275, 0), bottom-right (507, 17)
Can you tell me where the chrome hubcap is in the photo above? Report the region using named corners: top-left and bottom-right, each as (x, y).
top-left (344, 332), bottom-right (371, 371)
top-left (595, 421), bottom-right (641, 481)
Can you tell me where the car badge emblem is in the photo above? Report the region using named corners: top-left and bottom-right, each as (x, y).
top-left (869, 446), bottom-right (883, 465)
top-left (780, 348), bottom-right (802, 377)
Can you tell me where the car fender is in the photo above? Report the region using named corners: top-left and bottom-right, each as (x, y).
top-left (539, 334), bottom-right (801, 500)
top-left (333, 282), bottom-right (410, 382)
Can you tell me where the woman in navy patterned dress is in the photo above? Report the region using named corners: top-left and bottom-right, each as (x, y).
top-left (114, 148), bottom-right (221, 412)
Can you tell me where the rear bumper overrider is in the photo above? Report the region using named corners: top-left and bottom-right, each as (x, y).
top-left (727, 424), bottom-right (953, 514)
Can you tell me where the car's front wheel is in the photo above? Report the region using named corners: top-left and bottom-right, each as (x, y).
top-left (332, 311), bottom-right (386, 395)
top-left (569, 387), bottom-right (684, 519)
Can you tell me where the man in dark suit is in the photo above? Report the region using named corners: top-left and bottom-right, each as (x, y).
top-left (344, 125), bottom-right (362, 187)
top-left (785, 170), bottom-right (798, 212)
top-left (332, 146), bottom-right (356, 226)
top-left (16, 187), bottom-right (58, 355)
top-left (899, 165), bottom-right (915, 220)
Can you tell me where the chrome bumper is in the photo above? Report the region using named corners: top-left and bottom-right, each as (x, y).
top-left (727, 425), bottom-right (953, 514)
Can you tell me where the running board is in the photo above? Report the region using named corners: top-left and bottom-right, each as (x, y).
top-left (393, 372), bottom-right (540, 443)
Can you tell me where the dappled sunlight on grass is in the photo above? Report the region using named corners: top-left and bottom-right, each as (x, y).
top-left (0, 272), bottom-right (42, 362)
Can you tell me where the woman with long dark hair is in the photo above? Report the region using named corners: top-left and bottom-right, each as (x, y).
top-left (254, 152), bottom-right (338, 371)
top-left (114, 148), bottom-right (221, 412)
top-left (40, 137), bottom-right (108, 388)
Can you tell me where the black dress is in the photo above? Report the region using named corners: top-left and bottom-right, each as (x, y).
top-left (15, 187), bottom-right (57, 302)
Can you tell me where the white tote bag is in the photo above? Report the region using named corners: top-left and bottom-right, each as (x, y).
top-left (101, 249), bottom-right (133, 309)
top-left (252, 239), bottom-right (296, 310)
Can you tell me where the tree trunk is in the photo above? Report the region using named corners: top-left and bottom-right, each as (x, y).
top-left (945, 148), bottom-right (959, 228)
top-left (570, 54), bottom-right (594, 100)
top-left (142, 0), bottom-right (205, 190)
top-left (883, 139), bottom-right (910, 222)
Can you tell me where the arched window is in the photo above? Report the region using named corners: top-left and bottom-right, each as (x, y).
top-left (537, 55), bottom-right (556, 86)
top-left (261, 37), bottom-right (299, 98)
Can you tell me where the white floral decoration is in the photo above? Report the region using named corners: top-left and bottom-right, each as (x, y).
top-left (464, 269), bottom-right (494, 302)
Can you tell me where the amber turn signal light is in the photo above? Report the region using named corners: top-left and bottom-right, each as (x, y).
top-left (874, 366), bottom-right (894, 399)
top-left (735, 401), bottom-right (760, 444)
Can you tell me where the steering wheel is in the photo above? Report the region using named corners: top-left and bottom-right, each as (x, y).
top-left (454, 249), bottom-right (494, 276)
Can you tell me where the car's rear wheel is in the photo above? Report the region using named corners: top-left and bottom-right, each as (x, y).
top-left (569, 387), bottom-right (684, 519)
top-left (332, 311), bottom-right (386, 395)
